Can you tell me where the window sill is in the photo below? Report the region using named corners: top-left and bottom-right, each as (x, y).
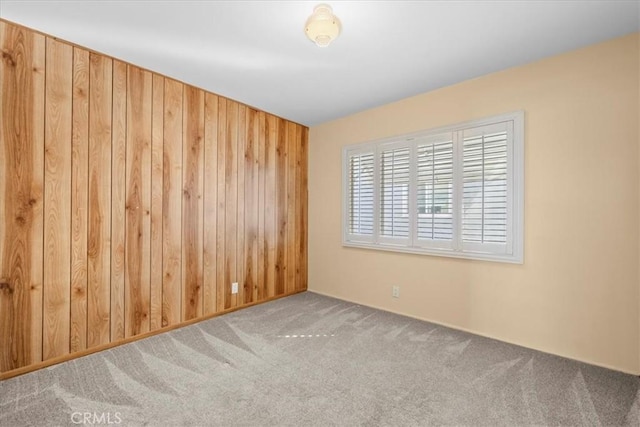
top-left (342, 240), bottom-right (523, 264)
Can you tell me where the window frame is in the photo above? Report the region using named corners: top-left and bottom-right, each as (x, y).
top-left (342, 111), bottom-right (524, 264)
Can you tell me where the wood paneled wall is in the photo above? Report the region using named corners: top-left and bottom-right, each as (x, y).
top-left (0, 20), bottom-right (308, 377)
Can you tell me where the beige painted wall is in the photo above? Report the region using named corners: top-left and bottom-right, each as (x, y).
top-left (308, 33), bottom-right (640, 374)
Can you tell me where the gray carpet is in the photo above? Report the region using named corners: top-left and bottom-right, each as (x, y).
top-left (1, 291), bottom-right (639, 426)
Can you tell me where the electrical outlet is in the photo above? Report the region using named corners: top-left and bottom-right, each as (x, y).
top-left (392, 286), bottom-right (400, 298)
top-left (231, 282), bottom-right (239, 294)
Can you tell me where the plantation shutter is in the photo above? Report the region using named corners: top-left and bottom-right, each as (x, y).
top-left (461, 122), bottom-right (512, 254)
top-left (416, 134), bottom-right (454, 249)
top-left (379, 144), bottom-right (411, 244)
top-left (346, 150), bottom-right (375, 242)
top-left (342, 111), bottom-right (522, 263)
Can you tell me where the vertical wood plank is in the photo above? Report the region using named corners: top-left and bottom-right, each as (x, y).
top-left (70, 47), bottom-right (89, 353)
top-left (245, 108), bottom-right (259, 304)
top-left (225, 100), bottom-right (238, 309)
top-left (275, 118), bottom-right (287, 296)
top-left (216, 98), bottom-right (227, 313)
top-left (294, 124), bottom-right (302, 291)
top-left (182, 86), bottom-right (204, 321)
top-left (125, 65), bottom-right (152, 337)
top-left (286, 121), bottom-right (297, 294)
top-left (257, 111), bottom-right (266, 302)
top-left (162, 79), bottom-right (183, 327)
top-left (299, 126), bottom-right (309, 290)
top-left (30, 36), bottom-right (45, 366)
top-left (252, 108), bottom-right (260, 302)
top-left (237, 105), bottom-right (246, 306)
top-left (87, 52), bottom-right (112, 347)
top-left (43, 37), bottom-right (73, 360)
top-left (203, 93), bottom-right (218, 315)
top-left (150, 74), bottom-right (163, 331)
top-left (265, 114), bottom-right (277, 298)
top-left (0, 22), bottom-right (45, 372)
top-left (110, 60), bottom-right (127, 342)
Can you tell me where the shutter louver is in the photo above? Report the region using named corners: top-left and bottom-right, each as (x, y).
top-left (380, 146), bottom-right (410, 240)
top-left (417, 138), bottom-right (454, 245)
top-left (348, 152), bottom-right (375, 237)
top-left (462, 123), bottom-right (509, 248)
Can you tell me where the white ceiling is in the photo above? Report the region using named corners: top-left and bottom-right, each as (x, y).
top-left (0, 1), bottom-right (638, 126)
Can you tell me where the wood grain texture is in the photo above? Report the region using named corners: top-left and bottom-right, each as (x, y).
top-left (245, 108), bottom-right (259, 304)
top-left (294, 124), bottom-right (304, 291)
top-left (286, 121), bottom-right (297, 295)
top-left (265, 114), bottom-right (277, 298)
top-left (275, 118), bottom-right (287, 296)
top-left (182, 86), bottom-right (204, 321)
top-left (70, 47), bottom-right (89, 353)
top-left (225, 100), bottom-right (238, 309)
top-left (110, 60), bottom-right (127, 342)
top-left (43, 37), bottom-right (73, 361)
top-left (87, 52), bottom-right (112, 347)
top-left (125, 65), bottom-right (152, 337)
top-left (0, 21), bottom-right (45, 372)
top-left (299, 126), bottom-right (309, 291)
top-left (150, 74), bottom-right (163, 331)
top-left (257, 111), bottom-right (267, 301)
top-left (237, 105), bottom-right (246, 307)
top-left (203, 93), bottom-right (218, 315)
top-left (0, 18), bottom-right (308, 377)
top-left (216, 97), bottom-right (227, 313)
top-left (162, 78), bottom-right (182, 327)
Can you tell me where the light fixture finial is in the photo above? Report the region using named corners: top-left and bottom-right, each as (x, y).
top-left (304, 4), bottom-right (341, 47)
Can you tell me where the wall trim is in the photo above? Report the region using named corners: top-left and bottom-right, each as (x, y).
top-left (0, 289), bottom-right (305, 381)
top-left (307, 289), bottom-right (640, 376)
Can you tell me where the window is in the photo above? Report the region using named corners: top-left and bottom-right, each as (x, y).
top-left (343, 111), bottom-right (524, 263)
top-left (380, 144), bottom-right (410, 243)
top-left (347, 150), bottom-right (375, 241)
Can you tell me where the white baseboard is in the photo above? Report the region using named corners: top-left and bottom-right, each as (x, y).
top-left (306, 289), bottom-right (640, 377)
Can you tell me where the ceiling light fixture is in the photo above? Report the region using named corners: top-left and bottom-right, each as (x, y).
top-left (304, 4), bottom-right (341, 47)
